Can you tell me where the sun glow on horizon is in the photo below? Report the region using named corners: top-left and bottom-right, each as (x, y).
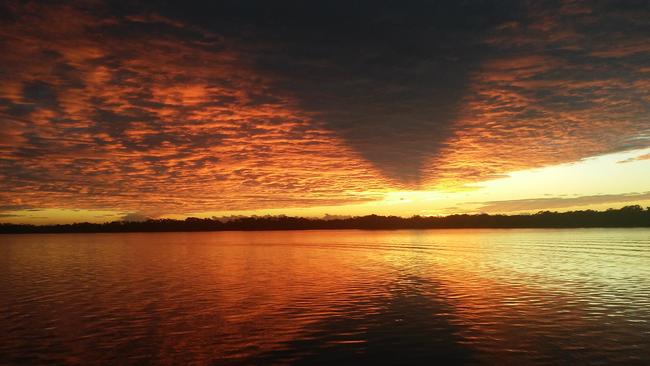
top-left (165, 148), bottom-right (650, 222)
top-left (2, 147), bottom-right (649, 225)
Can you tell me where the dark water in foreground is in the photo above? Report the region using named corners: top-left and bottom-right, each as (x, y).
top-left (1, 229), bottom-right (649, 365)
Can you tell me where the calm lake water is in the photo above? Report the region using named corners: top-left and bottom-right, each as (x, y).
top-left (1, 229), bottom-right (649, 365)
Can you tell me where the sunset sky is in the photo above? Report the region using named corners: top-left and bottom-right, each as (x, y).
top-left (1, 0), bottom-right (649, 224)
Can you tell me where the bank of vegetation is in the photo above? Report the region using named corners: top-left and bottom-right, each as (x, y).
top-left (2, 205), bottom-right (649, 234)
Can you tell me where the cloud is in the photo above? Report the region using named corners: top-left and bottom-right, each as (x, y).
top-left (22, 81), bottom-right (59, 110)
top-left (133, 0), bottom-right (650, 187)
top-left (121, 212), bottom-right (151, 222)
top-left (0, 203), bottom-right (33, 211)
top-left (0, 1), bottom-right (390, 215)
top-left (419, 1), bottom-right (650, 187)
top-left (144, 1), bottom-right (526, 184)
top-left (618, 153), bottom-right (650, 164)
top-left (475, 192), bottom-right (650, 213)
top-left (0, 0), bottom-right (649, 216)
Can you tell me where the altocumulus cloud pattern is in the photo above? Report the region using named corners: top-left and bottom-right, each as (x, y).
top-left (0, 0), bottom-right (649, 216)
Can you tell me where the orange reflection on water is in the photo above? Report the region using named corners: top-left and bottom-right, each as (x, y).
top-left (1, 229), bottom-right (650, 365)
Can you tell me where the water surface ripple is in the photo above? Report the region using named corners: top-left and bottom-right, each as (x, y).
top-left (1, 229), bottom-right (649, 365)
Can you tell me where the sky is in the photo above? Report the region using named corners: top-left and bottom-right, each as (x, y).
top-left (1, 0), bottom-right (649, 224)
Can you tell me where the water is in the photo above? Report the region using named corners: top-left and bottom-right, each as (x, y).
top-left (1, 229), bottom-right (649, 365)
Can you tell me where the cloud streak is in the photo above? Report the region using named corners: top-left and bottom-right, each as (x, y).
top-left (618, 153), bottom-right (650, 164)
top-left (476, 192), bottom-right (650, 213)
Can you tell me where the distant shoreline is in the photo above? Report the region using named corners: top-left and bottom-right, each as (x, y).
top-left (1, 227), bottom-right (649, 236)
top-left (2, 205), bottom-right (649, 234)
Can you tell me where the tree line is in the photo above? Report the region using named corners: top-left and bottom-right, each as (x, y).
top-left (1, 205), bottom-right (649, 234)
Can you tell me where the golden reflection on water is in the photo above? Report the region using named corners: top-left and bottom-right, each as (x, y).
top-left (1, 229), bottom-right (649, 365)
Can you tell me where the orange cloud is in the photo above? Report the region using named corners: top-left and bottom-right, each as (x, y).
top-left (420, 0), bottom-right (650, 188)
top-left (1, 0), bottom-right (649, 218)
top-left (0, 2), bottom-right (392, 216)
top-left (618, 153), bottom-right (650, 164)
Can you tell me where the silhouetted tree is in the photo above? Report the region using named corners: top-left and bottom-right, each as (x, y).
top-left (1, 206), bottom-right (648, 234)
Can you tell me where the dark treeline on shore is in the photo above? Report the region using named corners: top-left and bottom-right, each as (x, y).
top-left (1, 205), bottom-right (650, 234)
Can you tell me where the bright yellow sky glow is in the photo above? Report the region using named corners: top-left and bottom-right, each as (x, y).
top-left (4, 147), bottom-right (648, 224)
top-left (178, 147), bottom-right (650, 219)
